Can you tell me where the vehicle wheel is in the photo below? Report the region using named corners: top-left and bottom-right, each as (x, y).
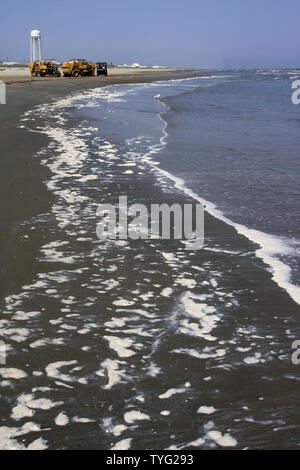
top-left (56, 71), bottom-right (61, 77)
top-left (73, 70), bottom-right (79, 77)
top-left (31, 71), bottom-right (37, 77)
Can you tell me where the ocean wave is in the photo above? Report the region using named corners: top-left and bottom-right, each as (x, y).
top-left (129, 94), bottom-right (300, 307)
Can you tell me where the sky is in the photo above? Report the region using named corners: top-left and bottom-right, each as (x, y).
top-left (0, 0), bottom-right (299, 68)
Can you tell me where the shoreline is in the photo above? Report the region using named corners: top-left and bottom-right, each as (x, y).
top-left (1, 68), bottom-right (300, 450)
top-left (0, 69), bottom-right (202, 300)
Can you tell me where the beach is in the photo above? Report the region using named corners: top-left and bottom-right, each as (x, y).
top-left (0, 69), bottom-right (300, 450)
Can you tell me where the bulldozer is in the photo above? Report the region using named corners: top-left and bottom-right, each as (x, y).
top-left (29, 60), bottom-right (61, 77)
top-left (61, 59), bottom-right (96, 77)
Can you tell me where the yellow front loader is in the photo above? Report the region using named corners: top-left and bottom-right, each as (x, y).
top-left (29, 61), bottom-right (61, 77)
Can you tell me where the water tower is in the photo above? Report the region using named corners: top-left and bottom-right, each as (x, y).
top-left (30, 30), bottom-right (42, 62)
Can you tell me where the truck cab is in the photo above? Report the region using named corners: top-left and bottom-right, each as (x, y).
top-left (96, 62), bottom-right (108, 76)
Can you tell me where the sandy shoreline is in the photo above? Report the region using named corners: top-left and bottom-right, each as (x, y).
top-left (0, 65), bottom-right (196, 84)
top-left (0, 68), bottom-right (202, 299)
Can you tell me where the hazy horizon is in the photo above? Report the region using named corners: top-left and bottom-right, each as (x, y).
top-left (1, 0), bottom-right (300, 68)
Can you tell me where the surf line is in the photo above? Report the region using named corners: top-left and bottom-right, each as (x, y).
top-left (139, 100), bottom-right (300, 307)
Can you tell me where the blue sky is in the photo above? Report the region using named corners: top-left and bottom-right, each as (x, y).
top-left (1, 0), bottom-right (299, 68)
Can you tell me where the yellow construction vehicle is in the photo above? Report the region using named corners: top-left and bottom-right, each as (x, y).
top-left (29, 60), bottom-right (61, 77)
top-left (61, 59), bottom-right (96, 77)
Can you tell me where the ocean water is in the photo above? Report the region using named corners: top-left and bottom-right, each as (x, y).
top-left (1, 70), bottom-right (300, 449)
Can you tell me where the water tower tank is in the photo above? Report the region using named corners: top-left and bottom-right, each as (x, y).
top-left (31, 30), bottom-right (41, 38)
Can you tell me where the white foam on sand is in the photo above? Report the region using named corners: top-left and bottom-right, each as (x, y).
top-left (176, 278), bottom-right (197, 289)
top-left (124, 410), bottom-right (150, 424)
top-left (0, 368), bottom-right (27, 379)
top-left (0, 327), bottom-right (30, 343)
top-left (0, 422), bottom-right (48, 450)
top-left (172, 348), bottom-right (204, 359)
top-left (55, 412), bottom-right (69, 426)
top-left (197, 406), bottom-right (217, 415)
top-left (111, 438), bottom-right (132, 450)
top-left (206, 430), bottom-right (237, 447)
top-left (99, 359), bottom-right (127, 389)
top-left (243, 352), bottom-right (265, 365)
top-left (161, 287), bottom-right (173, 297)
top-left (179, 292), bottom-right (220, 342)
top-left (104, 336), bottom-right (136, 358)
top-left (17, 393), bottom-right (63, 410)
top-left (12, 311), bottom-right (40, 321)
top-left (168, 424), bottom-right (237, 450)
top-left (159, 382), bottom-right (191, 399)
top-left (173, 347), bottom-right (226, 360)
top-left (104, 318), bottom-right (127, 328)
top-left (11, 404), bottom-right (34, 420)
top-left (73, 416), bottom-right (95, 423)
top-left (45, 360), bottom-right (78, 382)
top-left (112, 298), bottom-right (135, 307)
top-left (77, 175), bottom-right (98, 182)
top-left (112, 424), bottom-right (128, 437)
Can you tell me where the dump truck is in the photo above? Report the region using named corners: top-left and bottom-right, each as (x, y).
top-left (29, 60), bottom-right (61, 77)
top-left (96, 62), bottom-right (108, 76)
top-left (61, 59), bottom-right (96, 77)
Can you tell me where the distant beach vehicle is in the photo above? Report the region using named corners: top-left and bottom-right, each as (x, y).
top-left (120, 63), bottom-right (147, 68)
